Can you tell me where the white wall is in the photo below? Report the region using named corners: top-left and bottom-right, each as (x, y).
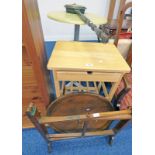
top-left (37, 0), bottom-right (130, 41)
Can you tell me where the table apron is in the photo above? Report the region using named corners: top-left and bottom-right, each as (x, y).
top-left (55, 71), bottom-right (122, 82)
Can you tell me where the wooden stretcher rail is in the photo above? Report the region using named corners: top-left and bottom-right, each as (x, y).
top-left (40, 110), bottom-right (131, 124)
top-left (98, 114), bottom-right (131, 120)
top-left (65, 86), bottom-right (97, 91)
top-left (47, 129), bottom-right (114, 141)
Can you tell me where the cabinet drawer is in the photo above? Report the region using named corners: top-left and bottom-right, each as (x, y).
top-left (56, 71), bottom-right (122, 82)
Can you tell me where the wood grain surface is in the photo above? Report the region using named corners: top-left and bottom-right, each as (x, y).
top-left (47, 41), bottom-right (130, 73)
top-left (22, 0), bottom-right (52, 128)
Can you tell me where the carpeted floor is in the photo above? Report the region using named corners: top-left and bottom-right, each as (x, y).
top-left (22, 41), bottom-right (132, 155)
top-left (22, 121), bottom-right (132, 155)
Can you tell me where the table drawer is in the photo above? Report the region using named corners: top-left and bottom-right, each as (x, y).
top-left (56, 71), bottom-right (122, 82)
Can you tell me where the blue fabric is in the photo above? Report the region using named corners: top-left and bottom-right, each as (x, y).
top-left (22, 122), bottom-right (132, 155)
top-left (45, 41), bottom-right (56, 98)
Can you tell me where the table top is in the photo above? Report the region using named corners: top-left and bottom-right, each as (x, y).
top-left (47, 41), bottom-right (130, 73)
top-left (47, 11), bottom-right (107, 25)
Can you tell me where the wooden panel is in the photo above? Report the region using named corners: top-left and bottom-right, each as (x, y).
top-left (56, 71), bottom-right (122, 82)
top-left (22, 46), bottom-right (46, 128)
top-left (23, 0), bottom-right (52, 106)
top-left (47, 41), bottom-right (130, 73)
top-left (22, 0), bottom-right (52, 128)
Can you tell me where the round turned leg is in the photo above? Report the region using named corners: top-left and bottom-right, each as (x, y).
top-left (48, 142), bottom-right (52, 153)
top-left (109, 135), bottom-right (115, 146)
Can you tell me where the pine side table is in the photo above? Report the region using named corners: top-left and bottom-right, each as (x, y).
top-left (47, 11), bottom-right (107, 41)
top-left (47, 41), bottom-right (130, 101)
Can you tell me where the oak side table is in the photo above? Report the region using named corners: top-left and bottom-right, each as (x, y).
top-left (47, 41), bottom-right (130, 101)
